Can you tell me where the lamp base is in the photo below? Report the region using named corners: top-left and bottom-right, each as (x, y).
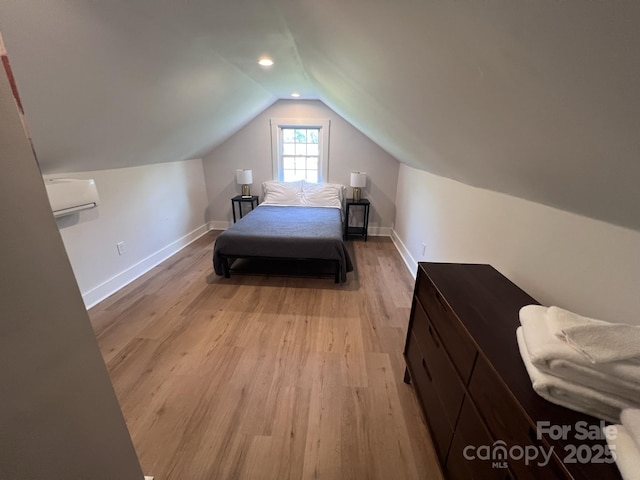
top-left (353, 187), bottom-right (361, 202)
top-left (242, 184), bottom-right (251, 197)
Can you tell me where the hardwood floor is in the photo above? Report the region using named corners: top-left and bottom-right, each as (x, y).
top-left (89, 232), bottom-right (443, 480)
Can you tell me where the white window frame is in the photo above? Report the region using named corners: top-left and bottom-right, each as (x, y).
top-left (270, 118), bottom-right (330, 182)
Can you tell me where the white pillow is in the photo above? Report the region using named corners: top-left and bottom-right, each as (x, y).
top-left (301, 181), bottom-right (345, 208)
top-left (262, 180), bottom-right (303, 205)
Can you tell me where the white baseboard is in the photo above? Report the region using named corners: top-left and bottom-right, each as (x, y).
top-left (368, 225), bottom-right (392, 237)
top-left (391, 229), bottom-right (417, 279)
top-left (82, 224), bottom-right (209, 309)
top-left (81, 222), bottom-right (408, 309)
top-left (208, 220), bottom-right (231, 231)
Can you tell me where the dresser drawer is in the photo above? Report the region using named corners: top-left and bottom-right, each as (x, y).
top-left (469, 354), bottom-right (569, 480)
top-left (416, 271), bottom-right (477, 383)
top-left (405, 331), bottom-right (454, 463)
top-left (446, 397), bottom-right (515, 480)
top-left (412, 300), bottom-right (466, 429)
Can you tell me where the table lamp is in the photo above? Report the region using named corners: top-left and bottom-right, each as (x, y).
top-left (236, 169), bottom-right (253, 198)
top-left (350, 172), bottom-right (366, 201)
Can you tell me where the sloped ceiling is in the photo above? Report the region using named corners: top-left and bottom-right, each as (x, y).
top-left (1, 1), bottom-right (639, 230)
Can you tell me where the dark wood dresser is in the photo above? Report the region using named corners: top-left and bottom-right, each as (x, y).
top-left (403, 263), bottom-right (621, 480)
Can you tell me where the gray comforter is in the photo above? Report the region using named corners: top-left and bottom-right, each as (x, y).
top-left (213, 205), bottom-right (353, 282)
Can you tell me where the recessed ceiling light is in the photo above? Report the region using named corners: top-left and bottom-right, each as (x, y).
top-left (258, 57), bottom-right (274, 67)
top-left (291, 92), bottom-right (300, 98)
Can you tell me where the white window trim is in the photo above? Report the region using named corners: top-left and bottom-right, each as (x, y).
top-left (270, 118), bottom-right (330, 182)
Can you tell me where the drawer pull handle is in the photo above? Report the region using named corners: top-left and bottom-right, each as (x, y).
top-left (421, 358), bottom-right (432, 382)
top-left (434, 291), bottom-right (447, 309)
top-left (428, 324), bottom-right (440, 348)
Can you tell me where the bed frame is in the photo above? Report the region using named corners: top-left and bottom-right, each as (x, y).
top-left (219, 254), bottom-right (342, 283)
top-left (213, 204), bottom-right (353, 284)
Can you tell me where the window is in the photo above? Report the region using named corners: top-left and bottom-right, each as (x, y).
top-left (271, 118), bottom-right (330, 183)
top-left (281, 127), bottom-right (320, 182)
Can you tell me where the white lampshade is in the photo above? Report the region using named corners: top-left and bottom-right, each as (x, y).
top-left (350, 172), bottom-right (366, 188)
top-left (236, 169), bottom-right (253, 185)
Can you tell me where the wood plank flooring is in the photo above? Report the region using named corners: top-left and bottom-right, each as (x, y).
top-left (89, 232), bottom-right (443, 480)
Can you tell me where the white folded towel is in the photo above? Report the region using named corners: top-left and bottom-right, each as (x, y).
top-left (544, 305), bottom-right (640, 363)
top-left (546, 305), bottom-right (609, 337)
top-left (561, 323), bottom-right (640, 364)
top-left (604, 424), bottom-right (640, 480)
top-left (621, 408), bottom-right (640, 450)
top-left (516, 326), bottom-right (633, 423)
top-left (519, 305), bottom-right (640, 402)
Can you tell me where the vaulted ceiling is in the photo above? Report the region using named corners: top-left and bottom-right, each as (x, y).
top-left (1, 1), bottom-right (639, 230)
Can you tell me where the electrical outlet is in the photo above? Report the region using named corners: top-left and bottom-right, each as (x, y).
top-left (421, 242), bottom-right (427, 256)
top-left (116, 241), bottom-right (125, 256)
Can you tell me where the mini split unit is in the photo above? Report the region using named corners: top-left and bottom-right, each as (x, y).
top-left (44, 178), bottom-right (100, 217)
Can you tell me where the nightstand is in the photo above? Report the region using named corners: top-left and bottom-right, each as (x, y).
top-left (231, 195), bottom-right (259, 223)
top-left (344, 198), bottom-right (370, 241)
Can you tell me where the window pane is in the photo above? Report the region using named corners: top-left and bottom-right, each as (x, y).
top-left (308, 129), bottom-right (319, 144)
top-left (283, 144), bottom-right (295, 155)
top-left (283, 157), bottom-right (295, 169)
top-left (295, 144), bottom-right (307, 156)
top-left (307, 157), bottom-right (318, 169)
top-left (307, 144), bottom-right (319, 156)
top-left (295, 129), bottom-right (307, 143)
top-left (306, 171), bottom-right (318, 183)
top-left (295, 157), bottom-right (306, 170)
top-left (282, 128), bottom-right (295, 143)
top-left (284, 169), bottom-right (306, 181)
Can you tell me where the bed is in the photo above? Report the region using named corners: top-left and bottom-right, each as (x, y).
top-left (213, 180), bottom-right (354, 283)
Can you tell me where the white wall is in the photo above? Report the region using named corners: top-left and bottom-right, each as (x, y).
top-left (202, 99), bottom-right (399, 233)
top-left (50, 159), bottom-right (209, 308)
top-left (393, 164), bottom-right (640, 325)
top-left (1, 52), bottom-right (143, 480)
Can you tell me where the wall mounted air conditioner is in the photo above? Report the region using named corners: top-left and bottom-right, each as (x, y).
top-left (44, 178), bottom-right (100, 217)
